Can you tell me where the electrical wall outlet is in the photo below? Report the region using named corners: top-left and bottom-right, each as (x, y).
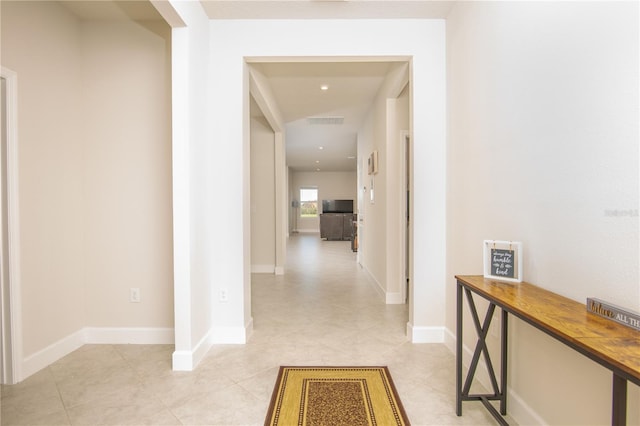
top-left (130, 287), bottom-right (141, 303)
top-left (219, 289), bottom-right (228, 302)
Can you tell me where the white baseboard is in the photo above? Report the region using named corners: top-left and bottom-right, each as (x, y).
top-left (209, 324), bottom-right (249, 344)
top-left (360, 264), bottom-right (385, 300)
top-left (508, 387), bottom-right (547, 425)
top-left (251, 264), bottom-right (275, 273)
top-left (296, 229), bottom-right (319, 234)
top-left (22, 329), bottom-right (85, 381)
top-left (443, 327), bottom-right (546, 425)
top-left (21, 326), bottom-right (174, 381)
top-left (444, 326), bottom-right (456, 352)
top-left (172, 350), bottom-right (196, 371)
top-left (245, 317), bottom-right (254, 341)
top-left (359, 264), bottom-right (405, 305)
top-left (251, 265), bottom-right (285, 275)
top-left (84, 327), bottom-right (174, 344)
top-left (173, 327), bottom-right (213, 371)
top-left (385, 292), bottom-right (404, 304)
top-left (174, 320), bottom-right (253, 371)
top-left (407, 324), bottom-right (445, 343)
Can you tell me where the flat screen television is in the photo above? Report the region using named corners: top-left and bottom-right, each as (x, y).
top-left (322, 199), bottom-right (354, 214)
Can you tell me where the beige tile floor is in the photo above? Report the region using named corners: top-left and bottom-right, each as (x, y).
top-left (1, 234), bottom-right (515, 425)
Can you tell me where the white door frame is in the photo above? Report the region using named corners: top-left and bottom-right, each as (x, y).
top-left (400, 130), bottom-right (410, 305)
top-left (1, 66), bottom-right (23, 385)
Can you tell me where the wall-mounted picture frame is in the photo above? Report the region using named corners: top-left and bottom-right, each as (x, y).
top-left (483, 240), bottom-right (523, 283)
top-left (367, 150), bottom-right (378, 175)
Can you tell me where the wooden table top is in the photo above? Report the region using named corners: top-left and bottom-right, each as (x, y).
top-left (455, 275), bottom-right (640, 385)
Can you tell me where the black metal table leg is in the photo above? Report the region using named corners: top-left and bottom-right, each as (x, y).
top-left (611, 373), bottom-right (627, 426)
top-left (456, 281), bottom-right (463, 416)
top-left (456, 280), bottom-right (509, 425)
top-left (500, 308), bottom-right (508, 415)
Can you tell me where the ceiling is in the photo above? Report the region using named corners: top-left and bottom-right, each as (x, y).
top-left (251, 61), bottom-right (399, 172)
top-left (61, 0), bottom-right (455, 21)
top-left (60, 0), bottom-right (164, 21)
top-left (60, 0), bottom-right (453, 172)
top-left (200, 0), bottom-right (454, 20)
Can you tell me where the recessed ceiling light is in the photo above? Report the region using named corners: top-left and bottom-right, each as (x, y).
top-left (347, 156), bottom-right (356, 159)
top-left (315, 160), bottom-right (320, 163)
top-left (316, 168), bottom-right (321, 171)
top-left (318, 146), bottom-right (324, 150)
top-left (320, 84), bottom-right (329, 91)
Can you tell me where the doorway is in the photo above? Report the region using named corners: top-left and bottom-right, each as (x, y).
top-left (248, 59), bottom-right (413, 337)
top-left (0, 67), bottom-right (22, 385)
top-left (1, 75), bottom-right (5, 384)
top-left (170, 15), bottom-right (449, 369)
top-left (402, 132), bottom-right (411, 305)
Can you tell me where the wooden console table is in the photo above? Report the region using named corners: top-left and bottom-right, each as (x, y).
top-left (455, 275), bottom-right (640, 425)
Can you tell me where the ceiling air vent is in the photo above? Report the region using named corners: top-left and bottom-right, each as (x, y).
top-left (307, 116), bottom-right (344, 125)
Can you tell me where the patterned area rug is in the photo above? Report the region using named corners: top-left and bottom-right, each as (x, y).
top-left (265, 367), bottom-right (410, 426)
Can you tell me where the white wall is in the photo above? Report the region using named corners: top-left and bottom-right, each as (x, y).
top-left (385, 82), bottom-right (410, 303)
top-left (358, 63), bottom-right (410, 303)
top-left (291, 171), bottom-right (357, 232)
top-left (168, 0), bottom-right (222, 371)
top-left (250, 115), bottom-right (276, 272)
top-left (358, 88), bottom-right (387, 289)
top-left (1, 1), bottom-right (85, 359)
top-left (81, 19), bottom-right (173, 329)
top-left (206, 19), bottom-right (446, 349)
top-left (1, 1), bottom-right (174, 379)
top-left (446, 2), bottom-right (639, 424)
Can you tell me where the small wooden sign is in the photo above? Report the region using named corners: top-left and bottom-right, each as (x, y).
top-left (483, 240), bottom-right (523, 283)
top-left (490, 249), bottom-right (515, 278)
top-left (587, 298), bottom-right (640, 331)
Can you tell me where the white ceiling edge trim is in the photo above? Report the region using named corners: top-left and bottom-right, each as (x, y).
top-left (249, 67), bottom-right (285, 132)
top-left (200, 1), bottom-right (455, 20)
top-left (150, 0), bottom-right (186, 27)
top-left (245, 55), bottom-right (412, 64)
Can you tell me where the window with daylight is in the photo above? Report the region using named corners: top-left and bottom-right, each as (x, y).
top-left (299, 188), bottom-right (318, 217)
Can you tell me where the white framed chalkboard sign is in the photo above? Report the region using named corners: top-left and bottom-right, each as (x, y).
top-left (483, 240), bottom-right (523, 283)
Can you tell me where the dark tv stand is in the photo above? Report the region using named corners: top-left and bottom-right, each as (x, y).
top-left (319, 213), bottom-right (355, 241)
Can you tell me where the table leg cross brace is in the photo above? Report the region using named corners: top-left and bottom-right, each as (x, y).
top-left (457, 285), bottom-right (509, 426)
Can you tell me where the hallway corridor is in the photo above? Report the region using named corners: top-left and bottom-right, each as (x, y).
top-left (1, 234), bottom-right (511, 425)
